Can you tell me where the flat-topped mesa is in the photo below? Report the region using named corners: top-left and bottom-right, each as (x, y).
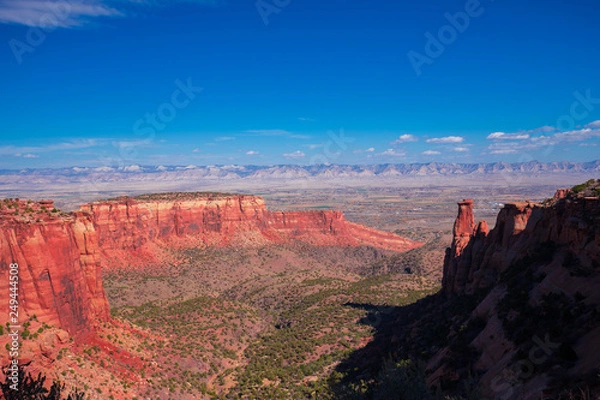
top-left (78, 193), bottom-right (422, 270)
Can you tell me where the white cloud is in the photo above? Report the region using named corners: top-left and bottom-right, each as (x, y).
top-left (391, 134), bottom-right (418, 144)
top-left (307, 143), bottom-right (323, 149)
top-left (353, 147), bottom-right (375, 154)
top-left (487, 132), bottom-right (530, 140)
top-left (0, 0), bottom-right (123, 28)
top-left (585, 120), bottom-right (600, 129)
top-left (246, 150), bottom-right (259, 155)
top-left (243, 129), bottom-right (309, 139)
top-left (283, 150), bottom-right (306, 159)
top-left (531, 125), bottom-right (556, 133)
top-left (422, 150), bottom-right (441, 155)
top-left (122, 164), bottom-right (142, 172)
top-left (244, 129), bottom-right (292, 137)
top-left (379, 148), bottom-right (406, 157)
top-left (22, 153), bottom-right (39, 158)
top-left (453, 147), bottom-right (469, 152)
top-left (193, 148), bottom-right (201, 153)
top-left (214, 136), bottom-right (235, 142)
top-left (426, 136), bottom-right (464, 144)
top-left (485, 122), bottom-right (600, 155)
top-left (490, 149), bottom-right (518, 155)
top-left (112, 139), bottom-right (153, 149)
top-left (297, 117), bottom-right (316, 122)
top-left (0, 138), bottom-right (105, 155)
top-left (0, 0), bottom-right (223, 28)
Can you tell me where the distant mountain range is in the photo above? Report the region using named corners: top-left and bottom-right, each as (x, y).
top-left (2, 160), bottom-right (600, 182)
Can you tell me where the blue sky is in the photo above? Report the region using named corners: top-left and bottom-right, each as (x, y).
top-left (0, 0), bottom-right (599, 168)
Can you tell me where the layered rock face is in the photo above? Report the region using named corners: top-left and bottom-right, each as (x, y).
top-left (436, 190), bottom-right (600, 398)
top-left (0, 200), bottom-right (110, 339)
top-left (80, 194), bottom-right (421, 269)
top-left (443, 193), bottom-right (600, 295)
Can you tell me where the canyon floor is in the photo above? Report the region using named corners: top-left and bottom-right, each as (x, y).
top-left (67, 183), bottom-right (558, 399)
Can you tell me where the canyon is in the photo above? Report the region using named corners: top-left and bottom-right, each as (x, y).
top-left (0, 183), bottom-right (598, 399)
top-left (0, 193), bottom-right (420, 373)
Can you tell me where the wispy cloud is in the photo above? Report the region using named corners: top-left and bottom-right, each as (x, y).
top-left (585, 120), bottom-right (600, 129)
top-left (15, 153), bottom-right (40, 158)
top-left (297, 117), bottom-right (316, 122)
top-left (485, 120), bottom-right (600, 155)
top-left (0, 0), bottom-right (123, 28)
top-left (391, 134), bottom-right (418, 144)
top-left (378, 148), bottom-right (406, 157)
top-left (453, 147), bottom-right (469, 152)
top-left (243, 129), bottom-right (309, 139)
top-left (487, 132), bottom-right (530, 140)
top-left (246, 150), bottom-right (259, 155)
top-left (112, 139), bottom-right (153, 149)
top-left (487, 125), bottom-right (557, 141)
top-left (214, 136), bottom-right (235, 142)
top-left (353, 147), bottom-right (375, 154)
top-left (489, 148), bottom-right (518, 155)
top-left (426, 136), bottom-right (464, 144)
top-left (0, 0), bottom-right (223, 28)
top-left (422, 150), bottom-right (441, 155)
top-left (283, 150), bottom-right (306, 159)
top-left (0, 138), bottom-right (105, 155)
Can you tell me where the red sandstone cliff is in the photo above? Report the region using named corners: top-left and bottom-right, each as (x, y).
top-left (0, 200), bottom-right (110, 367)
top-left (443, 193), bottom-right (600, 296)
top-left (435, 189), bottom-right (600, 398)
top-left (79, 193), bottom-right (421, 269)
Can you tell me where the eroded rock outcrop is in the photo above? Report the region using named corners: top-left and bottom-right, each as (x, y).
top-left (435, 188), bottom-right (600, 398)
top-left (443, 190), bottom-right (600, 296)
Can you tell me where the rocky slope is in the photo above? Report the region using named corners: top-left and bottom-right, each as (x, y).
top-left (80, 193), bottom-right (421, 270)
